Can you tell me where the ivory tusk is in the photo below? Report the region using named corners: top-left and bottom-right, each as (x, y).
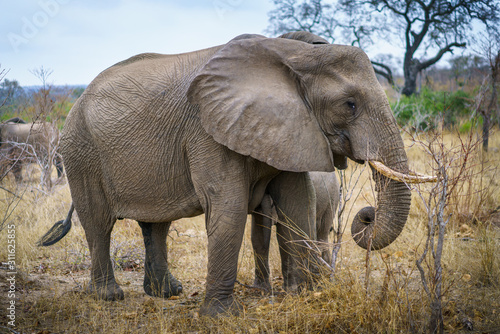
top-left (369, 161), bottom-right (437, 183)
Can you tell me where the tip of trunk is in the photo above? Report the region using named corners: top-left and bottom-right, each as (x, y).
top-left (351, 206), bottom-right (382, 250)
top-left (351, 174), bottom-right (411, 250)
top-left (351, 206), bottom-right (404, 250)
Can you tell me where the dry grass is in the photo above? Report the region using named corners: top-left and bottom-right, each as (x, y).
top-left (1, 131), bottom-right (499, 333)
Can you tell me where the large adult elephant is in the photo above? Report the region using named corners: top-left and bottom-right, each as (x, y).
top-left (0, 118), bottom-right (63, 182)
top-left (252, 171), bottom-right (339, 291)
top-left (39, 32), bottom-right (431, 317)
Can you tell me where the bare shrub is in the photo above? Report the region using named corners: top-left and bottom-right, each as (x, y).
top-left (330, 163), bottom-right (367, 276)
top-left (408, 126), bottom-right (498, 333)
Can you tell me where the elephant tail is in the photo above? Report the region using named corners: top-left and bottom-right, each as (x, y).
top-left (37, 203), bottom-right (74, 246)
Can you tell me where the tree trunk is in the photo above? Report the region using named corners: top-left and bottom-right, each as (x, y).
top-left (482, 110), bottom-right (490, 152)
top-left (402, 60), bottom-right (421, 96)
top-left (483, 51), bottom-right (499, 152)
top-left (429, 299), bottom-right (444, 334)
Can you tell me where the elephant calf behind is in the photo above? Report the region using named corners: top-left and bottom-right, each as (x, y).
top-left (251, 171), bottom-right (339, 290)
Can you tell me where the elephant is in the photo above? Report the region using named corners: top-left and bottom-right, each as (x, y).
top-left (252, 171), bottom-right (339, 291)
top-left (38, 31), bottom-right (432, 317)
top-left (0, 117), bottom-right (63, 182)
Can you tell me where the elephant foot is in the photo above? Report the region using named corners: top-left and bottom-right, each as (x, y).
top-left (282, 261), bottom-right (319, 292)
top-left (199, 295), bottom-right (242, 317)
top-left (87, 280), bottom-right (124, 301)
top-left (253, 276), bottom-right (271, 291)
top-left (144, 270), bottom-right (183, 298)
top-left (283, 281), bottom-right (299, 292)
top-left (284, 275), bottom-right (318, 293)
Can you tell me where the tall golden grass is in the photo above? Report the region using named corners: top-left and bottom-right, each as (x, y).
top-left (1, 130), bottom-right (499, 333)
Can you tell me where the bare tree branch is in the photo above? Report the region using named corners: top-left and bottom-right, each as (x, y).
top-left (268, 0), bottom-right (500, 96)
top-left (419, 42), bottom-right (467, 70)
top-left (372, 61), bottom-right (395, 86)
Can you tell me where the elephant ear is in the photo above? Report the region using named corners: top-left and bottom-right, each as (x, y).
top-left (187, 37), bottom-right (334, 172)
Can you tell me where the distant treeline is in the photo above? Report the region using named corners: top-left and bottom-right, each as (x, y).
top-left (0, 79), bottom-right (85, 122)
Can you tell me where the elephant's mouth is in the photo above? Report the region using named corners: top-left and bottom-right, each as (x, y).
top-left (325, 133), bottom-right (372, 168)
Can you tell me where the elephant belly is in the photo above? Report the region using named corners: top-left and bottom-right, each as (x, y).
top-left (108, 173), bottom-right (203, 222)
top-left (104, 153), bottom-right (202, 223)
top-left (115, 196), bottom-right (203, 223)
top-left (96, 140), bottom-right (203, 222)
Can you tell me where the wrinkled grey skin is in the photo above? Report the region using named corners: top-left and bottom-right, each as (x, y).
top-left (0, 118), bottom-right (63, 181)
top-left (252, 171), bottom-right (339, 290)
top-left (40, 31), bottom-right (412, 317)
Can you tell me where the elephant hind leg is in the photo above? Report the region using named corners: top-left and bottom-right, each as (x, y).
top-left (84, 217), bottom-right (124, 301)
top-left (74, 182), bottom-right (123, 300)
top-left (138, 221), bottom-right (183, 298)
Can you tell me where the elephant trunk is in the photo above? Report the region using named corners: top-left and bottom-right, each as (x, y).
top-left (351, 146), bottom-right (412, 250)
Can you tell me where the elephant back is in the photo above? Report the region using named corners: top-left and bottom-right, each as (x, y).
top-left (5, 117), bottom-right (27, 124)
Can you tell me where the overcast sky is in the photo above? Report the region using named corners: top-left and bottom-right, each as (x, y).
top-left (2, 0), bottom-right (477, 87)
top-left (1, 0), bottom-right (275, 86)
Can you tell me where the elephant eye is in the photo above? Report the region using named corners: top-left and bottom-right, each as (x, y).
top-left (346, 101), bottom-right (356, 111)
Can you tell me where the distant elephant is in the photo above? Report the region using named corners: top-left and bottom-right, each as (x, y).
top-left (252, 171), bottom-right (339, 290)
top-left (38, 31), bottom-right (432, 317)
top-left (0, 118), bottom-right (63, 182)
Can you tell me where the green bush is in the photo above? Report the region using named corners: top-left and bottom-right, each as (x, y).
top-left (391, 87), bottom-right (473, 130)
top-left (458, 117), bottom-right (483, 134)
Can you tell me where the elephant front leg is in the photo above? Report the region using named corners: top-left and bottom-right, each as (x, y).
top-left (138, 221), bottom-right (183, 298)
top-left (200, 208), bottom-right (248, 317)
top-left (3, 147), bottom-right (23, 182)
top-left (317, 214), bottom-right (334, 265)
top-left (11, 161), bottom-right (23, 182)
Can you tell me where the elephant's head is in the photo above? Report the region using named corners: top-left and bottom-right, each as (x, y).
top-left (188, 34), bottom-right (422, 250)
